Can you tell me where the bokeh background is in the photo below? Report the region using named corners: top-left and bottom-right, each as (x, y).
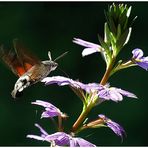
top-left (0, 2), bottom-right (147, 146)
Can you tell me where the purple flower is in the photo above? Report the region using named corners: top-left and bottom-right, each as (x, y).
top-left (42, 76), bottom-right (137, 103)
top-left (27, 124), bottom-right (96, 147)
top-left (132, 48), bottom-right (148, 70)
top-left (32, 100), bottom-right (67, 118)
top-left (70, 137), bottom-right (96, 147)
top-left (98, 85), bottom-right (137, 102)
top-left (98, 114), bottom-right (125, 139)
top-left (42, 76), bottom-right (102, 93)
top-left (73, 38), bottom-right (103, 57)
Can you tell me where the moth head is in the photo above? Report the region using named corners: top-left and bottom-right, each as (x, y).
top-left (42, 50), bottom-right (68, 72)
top-left (42, 60), bottom-right (58, 71)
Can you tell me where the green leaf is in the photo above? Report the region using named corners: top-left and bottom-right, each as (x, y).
top-left (105, 11), bottom-right (117, 36)
top-left (98, 34), bottom-right (110, 53)
top-left (98, 34), bottom-right (112, 66)
top-left (116, 27), bottom-right (132, 50)
top-left (104, 22), bottom-right (111, 44)
top-left (127, 6), bottom-right (132, 17)
top-left (116, 24), bottom-right (121, 40)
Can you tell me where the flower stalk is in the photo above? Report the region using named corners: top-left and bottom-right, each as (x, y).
top-left (27, 3), bottom-right (147, 147)
top-left (100, 57), bottom-right (115, 85)
top-left (72, 101), bottom-right (94, 133)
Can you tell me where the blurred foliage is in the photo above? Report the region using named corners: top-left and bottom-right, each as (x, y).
top-left (0, 2), bottom-right (147, 146)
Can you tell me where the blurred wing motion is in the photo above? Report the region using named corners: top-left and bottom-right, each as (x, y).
top-left (0, 39), bottom-right (40, 77)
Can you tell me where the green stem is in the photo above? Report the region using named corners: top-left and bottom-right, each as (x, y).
top-left (72, 59), bottom-right (115, 133)
top-left (71, 55), bottom-right (117, 133)
top-left (58, 116), bottom-right (63, 132)
top-left (110, 60), bottom-right (136, 76)
top-left (100, 58), bottom-right (115, 85)
top-left (72, 104), bottom-right (93, 133)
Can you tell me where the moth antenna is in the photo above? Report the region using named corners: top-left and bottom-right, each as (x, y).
top-left (57, 67), bottom-right (70, 78)
top-left (54, 51), bottom-right (68, 62)
top-left (48, 51), bottom-right (52, 61)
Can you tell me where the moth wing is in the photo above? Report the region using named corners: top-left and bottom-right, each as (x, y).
top-left (0, 39), bottom-right (41, 77)
top-left (0, 45), bottom-right (26, 77)
top-left (13, 39), bottom-right (41, 71)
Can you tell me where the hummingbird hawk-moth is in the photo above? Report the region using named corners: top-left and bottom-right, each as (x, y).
top-left (0, 39), bottom-right (67, 98)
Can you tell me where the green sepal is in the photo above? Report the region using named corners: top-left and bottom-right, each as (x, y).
top-left (105, 10), bottom-right (117, 37)
top-left (116, 24), bottom-right (121, 40)
top-left (116, 27), bottom-right (132, 51)
top-left (123, 6), bottom-right (132, 30)
top-left (104, 22), bottom-right (111, 44)
top-left (110, 60), bottom-right (123, 75)
top-left (110, 59), bottom-right (137, 76)
top-left (98, 34), bottom-right (112, 66)
top-left (118, 5), bottom-right (129, 30)
top-left (98, 34), bottom-right (110, 53)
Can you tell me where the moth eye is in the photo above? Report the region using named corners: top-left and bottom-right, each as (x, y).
top-left (21, 78), bottom-right (27, 84)
top-left (19, 75), bottom-right (30, 85)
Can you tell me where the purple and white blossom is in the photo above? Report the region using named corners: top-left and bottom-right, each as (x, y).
top-left (69, 137), bottom-right (96, 147)
top-left (98, 86), bottom-right (137, 102)
top-left (73, 38), bottom-right (103, 57)
top-left (32, 100), bottom-right (66, 118)
top-left (98, 114), bottom-right (125, 139)
top-left (42, 76), bottom-right (101, 93)
top-left (25, 4), bottom-right (145, 147)
top-left (27, 124), bottom-right (96, 147)
top-left (42, 76), bottom-right (137, 102)
top-left (132, 48), bottom-right (148, 70)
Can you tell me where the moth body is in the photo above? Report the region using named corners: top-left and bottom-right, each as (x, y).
top-left (11, 60), bottom-right (58, 98)
top-left (0, 39), bottom-right (60, 98)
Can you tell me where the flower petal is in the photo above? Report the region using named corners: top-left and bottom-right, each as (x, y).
top-left (26, 124), bottom-right (48, 141)
top-left (42, 76), bottom-right (80, 88)
top-left (107, 121), bottom-right (125, 138)
top-left (98, 114), bottom-right (125, 139)
top-left (42, 76), bottom-right (137, 103)
top-left (98, 86), bottom-right (137, 102)
top-left (32, 100), bottom-right (64, 118)
top-left (45, 132), bottom-right (70, 146)
top-left (27, 124), bottom-right (70, 146)
top-left (82, 48), bottom-right (100, 57)
top-left (41, 109), bottom-right (60, 118)
top-left (35, 123), bottom-right (48, 137)
top-left (27, 135), bottom-right (45, 141)
top-left (70, 137), bottom-right (96, 147)
top-left (116, 88), bottom-right (137, 98)
top-left (27, 124), bottom-right (96, 147)
top-left (132, 49), bottom-right (148, 70)
top-left (73, 38), bottom-right (102, 57)
top-left (73, 38), bottom-right (100, 48)
top-left (132, 48), bottom-right (143, 59)
top-left (42, 76), bottom-right (101, 93)
top-left (32, 100), bottom-right (56, 108)
top-left (136, 57), bottom-right (148, 70)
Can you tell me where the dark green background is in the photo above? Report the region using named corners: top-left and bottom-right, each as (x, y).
top-left (0, 2), bottom-right (147, 146)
